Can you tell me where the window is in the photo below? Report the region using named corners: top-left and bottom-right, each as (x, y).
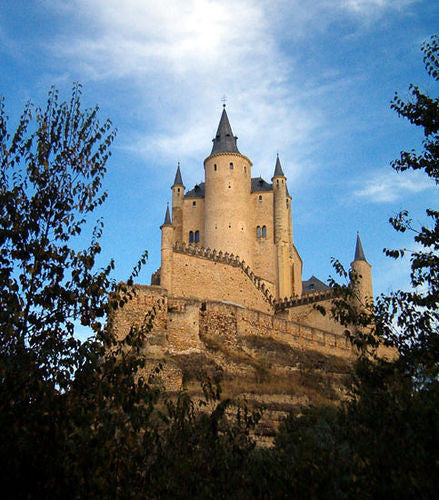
top-left (195, 230), bottom-right (199, 243)
top-left (229, 162), bottom-right (234, 169)
top-left (256, 226), bottom-right (261, 238)
top-left (192, 201), bottom-right (196, 206)
top-left (259, 195), bottom-right (262, 201)
top-left (214, 164), bottom-right (217, 171)
top-left (286, 199), bottom-right (289, 208)
top-left (178, 188), bottom-right (180, 193)
top-left (189, 231), bottom-right (194, 243)
top-left (244, 166), bottom-right (247, 173)
top-left (262, 226), bottom-right (267, 238)
top-left (276, 180), bottom-right (279, 185)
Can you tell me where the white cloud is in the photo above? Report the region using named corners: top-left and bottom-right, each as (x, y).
top-left (40, 0), bottom-right (421, 188)
top-left (42, 0), bottom-right (325, 184)
top-left (354, 169), bottom-right (433, 203)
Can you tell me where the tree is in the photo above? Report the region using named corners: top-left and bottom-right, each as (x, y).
top-left (0, 84), bottom-right (261, 498)
top-left (377, 34), bottom-right (439, 381)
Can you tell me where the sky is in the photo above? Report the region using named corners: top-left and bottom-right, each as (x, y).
top-left (0, 0), bottom-right (438, 299)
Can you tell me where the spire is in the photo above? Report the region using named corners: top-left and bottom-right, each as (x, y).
top-left (172, 162), bottom-right (184, 187)
top-left (211, 107), bottom-right (240, 155)
top-left (163, 204), bottom-right (171, 225)
top-left (273, 154), bottom-right (285, 178)
top-left (354, 232), bottom-right (367, 262)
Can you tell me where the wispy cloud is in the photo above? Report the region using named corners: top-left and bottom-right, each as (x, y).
top-left (341, 0), bottom-right (418, 14)
top-left (354, 169), bottom-right (433, 202)
top-left (42, 0), bottom-right (323, 183)
top-left (40, 0), bottom-right (422, 187)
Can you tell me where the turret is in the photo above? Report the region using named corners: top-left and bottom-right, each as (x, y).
top-left (272, 155), bottom-right (292, 299)
top-left (171, 163), bottom-right (184, 243)
top-left (350, 233), bottom-right (373, 311)
top-left (160, 205), bottom-right (174, 293)
top-left (272, 155), bottom-right (289, 245)
top-left (203, 107), bottom-right (253, 265)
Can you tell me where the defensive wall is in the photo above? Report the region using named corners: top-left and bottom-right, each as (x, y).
top-left (112, 285), bottom-right (356, 362)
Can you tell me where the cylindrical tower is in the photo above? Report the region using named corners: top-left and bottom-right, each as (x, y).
top-left (203, 108), bottom-right (253, 265)
top-left (171, 163), bottom-right (184, 244)
top-left (160, 205), bottom-right (174, 293)
top-left (350, 233), bottom-right (373, 311)
top-left (272, 155), bottom-right (292, 299)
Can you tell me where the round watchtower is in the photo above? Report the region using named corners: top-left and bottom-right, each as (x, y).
top-left (203, 108), bottom-right (253, 265)
top-left (350, 233), bottom-right (373, 311)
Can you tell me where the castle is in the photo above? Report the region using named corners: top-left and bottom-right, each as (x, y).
top-left (113, 107), bottom-right (374, 409)
top-left (152, 106), bottom-right (372, 317)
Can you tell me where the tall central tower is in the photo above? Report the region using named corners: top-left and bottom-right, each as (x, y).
top-left (203, 107), bottom-right (254, 266)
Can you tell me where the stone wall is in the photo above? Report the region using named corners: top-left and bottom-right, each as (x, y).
top-left (111, 285), bottom-right (168, 341)
top-left (112, 286), bottom-right (355, 362)
top-left (170, 246), bottom-right (273, 314)
top-left (182, 196), bottom-right (205, 246)
top-left (199, 300), bottom-right (354, 360)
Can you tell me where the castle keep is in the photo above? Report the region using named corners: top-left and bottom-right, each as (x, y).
top-left (113, 108), bottom-right (374, 425)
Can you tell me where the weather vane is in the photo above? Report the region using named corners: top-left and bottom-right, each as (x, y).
top-left (221, 95), bottom-right (227, 108)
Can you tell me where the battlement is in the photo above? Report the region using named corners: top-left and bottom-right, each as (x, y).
top-left (275, 289), bottom-right (335, 311)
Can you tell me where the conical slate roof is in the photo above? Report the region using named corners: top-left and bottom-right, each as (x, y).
top-left (354, 233), bottom-right (367, 262)
top-left (211, 107), bottom-right (240, 155)
top-left (273, 154), bottom-right (285, 177)
top-left (163, 205), bottom-right (171, 225)
top-left (172, 163), bottom-right (184, 187)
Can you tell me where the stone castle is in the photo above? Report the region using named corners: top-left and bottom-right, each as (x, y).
top-left (114, 107), bottom-right (374, 417)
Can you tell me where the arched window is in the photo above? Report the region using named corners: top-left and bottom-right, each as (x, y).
top-left (229, 162), bottom-right (234, 169)
top-left (189, 231), bottom-right (194, 243)
top-left (178, 188), bottom-right (180, 193)
top-left (244, 166), bottom-right (247, 173)
top-left (256, 226), bottom-right (261, 238)
top-left (262, 226), bottom-right (267, 238)
top-left (195, 230), bottom-right (199, 243)
top-left (259, 195), bottom-right (262, 201)
top-left (214, 164), bottom-right (217, 171)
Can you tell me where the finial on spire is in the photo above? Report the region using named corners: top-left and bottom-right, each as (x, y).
top-left (221, 95), bottom-right (227, 108)
top-left (354, 232), bottom-right (367, 262)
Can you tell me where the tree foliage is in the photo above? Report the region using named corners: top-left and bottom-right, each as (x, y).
top-left (0, 84), bottom-right (260, 498)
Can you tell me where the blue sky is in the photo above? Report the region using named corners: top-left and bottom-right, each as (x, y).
top-left (0, 0), bottom-right (438, 299)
